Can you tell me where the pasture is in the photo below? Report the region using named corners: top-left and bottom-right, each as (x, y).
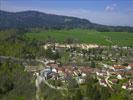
top-left (26, 29), bottom-right (133, 46)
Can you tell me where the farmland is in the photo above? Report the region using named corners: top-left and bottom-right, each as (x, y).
top-left (26, 29), bottom-right (133, 46)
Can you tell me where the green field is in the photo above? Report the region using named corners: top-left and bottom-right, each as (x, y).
top-left (26, 29), bottom-right (133, 46)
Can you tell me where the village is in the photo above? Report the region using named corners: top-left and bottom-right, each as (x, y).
top-left (34, 59), bottom-right (133, 90)
top-left (25, 43), bottom-right (133, 94)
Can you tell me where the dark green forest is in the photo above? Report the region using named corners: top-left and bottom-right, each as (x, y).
top-left (0, 29), bottom-right (38, 100)
top-left (0, 10), bottom-right (133, 32)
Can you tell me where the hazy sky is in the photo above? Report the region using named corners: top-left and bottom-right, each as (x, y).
top-left (1, 0), bottom-right (133, 26)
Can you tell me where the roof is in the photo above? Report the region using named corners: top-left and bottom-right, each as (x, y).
top-left (79, 67), bottom-right (93, 74)
top-left (126, 70), bottom-right (133, 75)
top-left (113, 65), bottom-right (125, 69)
top-left (56, 67), bottom-right (65, 72)
top-left (129, 64), bottom-right (133, 67)
top-left (47, 63), bottom-right (58, 68)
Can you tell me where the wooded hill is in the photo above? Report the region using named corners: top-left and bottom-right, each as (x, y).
top-left (0, 10), bottom-right (133, 32)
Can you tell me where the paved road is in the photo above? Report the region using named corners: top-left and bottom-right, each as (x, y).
top-left (35, 72), bottom-right (67, 100)
top-left (0, 55), bottom-right (35, 63)
top-left (0, 55), bottom-right (45, 66)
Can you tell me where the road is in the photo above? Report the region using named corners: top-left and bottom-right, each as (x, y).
top-left (0, 55), bottom-right (45, 66)
top-left (35, 72), bottom-right (67, 100)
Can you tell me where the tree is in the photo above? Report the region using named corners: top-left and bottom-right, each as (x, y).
top-left (0, 62), bottom-right (35, 100)
top-left (65, 38), bottom-right (74, 44)
top-left (100, 87), bottom-right (110, 100)
top-left (109, 93), bottom-right (125, 100)
top-left (91, 61), bottom-right (96, 68)
top-left (45, 48), bottom-right (53, 59)
top-left (74, 89), bottom-right (82, 100)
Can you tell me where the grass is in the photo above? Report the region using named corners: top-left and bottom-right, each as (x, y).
top-left (26, 29), bottom-right (133, 46)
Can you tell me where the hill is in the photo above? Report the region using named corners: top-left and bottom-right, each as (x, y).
top-left (0, 10), bottom-right (92, 29)
top-left (0, 10), bottom-right (133, 32)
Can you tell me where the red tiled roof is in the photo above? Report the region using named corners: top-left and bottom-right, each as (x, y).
top-left (79, 67), bottom-right (93, 74)
top-left (110, 79), bottom-right (118, 83)
top-left (47, 63), bottom-right (58, 68)
top-left (129, 64), bottom-right (133, 67)
top-left (101, 79), bottom-right (106, 83)
top-left (126, 70), bottom-right (133, 75)
top-left (116, 71), bottom-right (125, 75)
top-left (113, 65), bottom-right (125, 69)
top-left (56, 67), bottom-right (65, 72)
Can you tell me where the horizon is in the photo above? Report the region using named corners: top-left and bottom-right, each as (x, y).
top-left (1, 0), bottom-right (133, 26)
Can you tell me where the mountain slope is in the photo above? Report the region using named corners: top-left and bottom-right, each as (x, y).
top-left (0, 10), bottom-right (133, 32)
top-left (0, 10), bottom-right (93, 29)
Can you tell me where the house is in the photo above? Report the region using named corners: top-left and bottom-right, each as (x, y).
top-left (47, 63), bottom-right (58, 68)
top-left (40, 68), bottom-right (52, 79)
top-left (40, 66), bottom-right (59, 80)
top-left (122, 79), bottom-right (133, 90)
top-left (99, 79), bottom-right (107, 87)
top-left (43, 43), bottom-right (99, 51)
top-left (50, 72), bottom-right (59, 80)
top-left (79, 67), bottom-right (93, 75)
top-left (126, 70), bottom-right (133, 75)
top-left (96, 70), bottom-right (107, 77)
top-left (126, 66), bottom-right (132, 70)
top-left (122, 83), bottom-right (128, 89)
top-left (75, 77), bottom-right (85, 84)
top-left (110, 79), bottom-right (118, 84)
top-left (55, 67), bottom-right (65, 79)
top-left (128, 64), bottom-right (133, 69)
top-left (117, 74), bottom-right (122, 79)
top-left (113, 65), bottom-right (125, 71)
top-left (44, 59), bottom-right (55, 65)
top-left (73, 70), bottom-right (81, 76)
top-left (128, 79), bottom-right (133, 90)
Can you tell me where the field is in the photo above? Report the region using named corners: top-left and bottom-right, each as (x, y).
top-left (26, 29), bottom-right (133, 46)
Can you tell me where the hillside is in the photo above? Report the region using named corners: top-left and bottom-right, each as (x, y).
top-left (0, 10), bottom-right (92, 29)
top-left (0, 10), bottom-right (133, 32)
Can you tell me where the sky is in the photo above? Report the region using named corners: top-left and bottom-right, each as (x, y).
top-left (0, 0), bottom-right (133, 26)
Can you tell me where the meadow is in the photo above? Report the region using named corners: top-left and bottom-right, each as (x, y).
top-left (26, 29), bottom-right (133, 46)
